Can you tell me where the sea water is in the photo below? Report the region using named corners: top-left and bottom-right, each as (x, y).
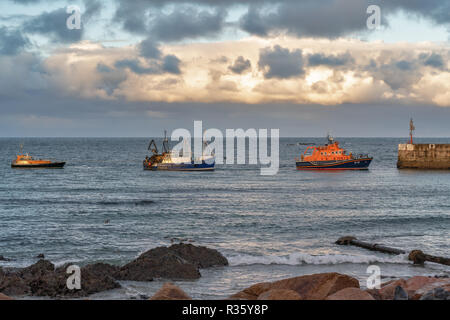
top-left (0, 137), bottom-right (449, 299)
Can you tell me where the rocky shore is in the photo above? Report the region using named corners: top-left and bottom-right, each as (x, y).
top-left (1, 243), bottom-right (449, 300)
top-left (0, 243), bottom-right (228, 298)
top-left (146, 273), bottom-right (449, 301)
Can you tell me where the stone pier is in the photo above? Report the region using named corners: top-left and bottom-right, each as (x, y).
top-left (397, 144), bottom-right (450, 169)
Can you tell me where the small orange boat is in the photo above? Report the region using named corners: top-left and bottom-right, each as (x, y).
top-left (11, 147), bottom-right (65, 169)
top-left (296, 135), bottom-right (372, 170)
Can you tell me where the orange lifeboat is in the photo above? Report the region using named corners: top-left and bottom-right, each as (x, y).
top-left (11, 150), bottom-right (65, 169)
top-left (296, 135), bottom-right (372, 170)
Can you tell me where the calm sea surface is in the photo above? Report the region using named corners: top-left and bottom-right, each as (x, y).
top-left (0, 137), bottom-right (449, 299)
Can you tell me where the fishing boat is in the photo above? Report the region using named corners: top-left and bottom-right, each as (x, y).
top-left (296, 134), bottom-right (372, 170)
top-left (143, 131), bottom-right (215, 171)
top-left (11, 146), bottom-right (65, 169)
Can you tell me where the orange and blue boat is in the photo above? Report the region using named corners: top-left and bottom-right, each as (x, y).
top-left (296, 135), bottom-right (372, 170)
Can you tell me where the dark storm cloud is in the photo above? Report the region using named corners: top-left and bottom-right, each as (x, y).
top-left (11, 0), bottom-right (450, 41)
top-left (139, 38), bottom-right (162, 59)
top-left (395, 60), bottom-right (412, 71)
top-left (0, 27), bottom-right (30, 55)
top-left (229, 56), bottom-right (252, 74)
top-left (369, 58), bottom-right (422, 91)
top-left (240, 0), bottom-right (372, 38)
top-left (237, 0), bottom-right (449, 38)
top-left (20, 1), bottom-right (102, 43)
top-left (308, 52), bottom-right (354, 67)
top-left (422, 53), bottom-right (445, 69)
top-left (23, 8), bottom-right (83, 43)
top-left (113, 0), bottom-right (150, 34)
top-left (149, 7), bottom-right (227, 42)
top-left (114, 59), bottom-right (160, 75)
top-left (115, 55), bottom-right (181, 75)
top-left (83, 0), bottom-right (103, 21)
top-left (258, 45), bottom-right (304, 79)
top-left (162, 55), bottom-right (181, 74)
top-left (239, 7), bottom-right (268, 37)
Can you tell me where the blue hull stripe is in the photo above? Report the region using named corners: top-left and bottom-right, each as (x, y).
top-left (144, 161), bottom-right (215, 171)
top-left (296, 158), bottom-right (372, 169)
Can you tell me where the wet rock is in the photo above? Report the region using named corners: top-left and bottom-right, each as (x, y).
top-left (411, 280), bottom-right (450, 300)
top-left (257, 289), bottom-right (302, 300)
top-left (19, 259), bottom-right (54, 279)
top-left (116, 243), bottom-right (227, 281)
top-left (0, 260), bottom-right (120, 297)
top-left (0, 293), bottom-right (14, 300)
top-left (405, 276), bottom-right (439, 293)
top-left (116, 251), bottom-right (200, 281)
top-left (150, 283), bottom-right (192, 300)
top-left (75, 264), bottom-right (121, 296)
top-left (0, 270), bottom-right (30, 296)
top-left (419, 287), bottom-right (450, 300)
top-left (229, 283), bottom-right (272, 300)
top-left (378, 279), bottom-right (407, 300)
top-left (140, 243), bottom-right (228, 269)
top-left (393, 286), bottom-right (408, 300)
top-left (326, 287), bottom-right (375, 300)
top-left (36, 254), bottom-right (45, 259)
top-left (82, 263), bottom-right (120, 280)
top-left (230, 273), bottom-right (359, 300)
top-left (0, 255), bottom-right (12, 262)
top-left (365, 289), bottom-right (382, 300)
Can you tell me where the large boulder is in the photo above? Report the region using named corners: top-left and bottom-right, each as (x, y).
top-left (150, 283), bottom-right (192, 300)
top-left (115, 243), bottom-right (227, 281)
top-left (377, 279), bottom-right (407, 300)
top-left (257, 289), bottom-right (302, 300)
top-left (138, 244), bottom-right (228, 268)
top-left (115, 252), bottom-right (200, 281)
top-left (230, 273), bottom-right (359, 300)
top-left (326, 288), bottom-right (375, 300)
top-left (368, 276), bottom-right (450, 300)
top-left (411, 280), bottom-right (450, 300)
top-left (229, 283), bottom-right (272, 300)
top-left (419, 286), bottom-right (450, 300)
top-left (0, 293), bottom-right (13, 300)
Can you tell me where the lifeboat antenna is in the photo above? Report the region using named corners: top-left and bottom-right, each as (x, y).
top-left (409, 118), bottom-right (415, 144)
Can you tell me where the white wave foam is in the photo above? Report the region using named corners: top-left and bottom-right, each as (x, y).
top-left (227, 252), bottom-right (410, 266)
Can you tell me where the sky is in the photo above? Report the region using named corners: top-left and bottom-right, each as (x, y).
top-left (0, 0), bottom-right (449, 137)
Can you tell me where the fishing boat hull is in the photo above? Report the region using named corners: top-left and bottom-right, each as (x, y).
top-left (11, 162), bottom-right (66, 169)
top-left (296, 158), bottom-right (372, 170)
top-left (143, 160), bottom-right (215, 171)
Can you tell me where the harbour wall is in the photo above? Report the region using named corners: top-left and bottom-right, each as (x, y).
top-left (397, 144), bottom-right (450, 169)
